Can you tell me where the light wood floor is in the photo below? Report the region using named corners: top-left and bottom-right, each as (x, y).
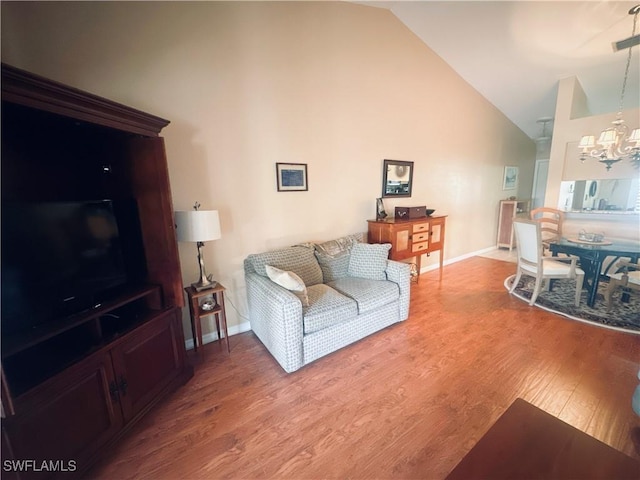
top-left (87, 256), bottom-right (640, 479)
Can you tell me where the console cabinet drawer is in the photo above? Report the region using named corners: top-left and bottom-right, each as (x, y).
top-left (412, 242), bottom-right (428, 253)
top-left (413, 232), bottom-right (429, 243)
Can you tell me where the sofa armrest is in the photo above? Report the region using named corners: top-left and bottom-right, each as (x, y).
top-left (245, 272), bottom-right (304, 373)
top-left (385, 260), bottom-right (411, 320)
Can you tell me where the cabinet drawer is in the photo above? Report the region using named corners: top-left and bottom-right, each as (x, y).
top-left (412, 241), bottom-right (428, 253)
top-left (413, 232), bottom-right (429, 242)
top-left (413, 223), bottom-right (429, 233)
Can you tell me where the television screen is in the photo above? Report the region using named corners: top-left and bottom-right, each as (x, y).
top-left (1, 200), bottom-right (128, 334)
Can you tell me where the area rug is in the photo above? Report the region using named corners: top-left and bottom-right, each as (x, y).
top-left (505, 275), bottom-right (640, 334)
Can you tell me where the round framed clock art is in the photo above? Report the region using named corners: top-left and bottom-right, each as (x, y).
top-left (395, 165), bottom-right (408, 177)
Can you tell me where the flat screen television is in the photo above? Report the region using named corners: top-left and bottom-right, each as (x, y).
top-left (1, 199), bottom-right (130, 335)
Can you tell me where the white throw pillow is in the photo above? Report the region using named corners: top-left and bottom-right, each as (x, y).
top-left (265, 264), bottom-right (310, 307)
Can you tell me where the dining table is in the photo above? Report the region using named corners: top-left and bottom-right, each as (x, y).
top-left (549, 237), bottom-right (640, 308)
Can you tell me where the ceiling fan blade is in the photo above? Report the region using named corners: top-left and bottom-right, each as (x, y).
top-left (613, 34), bottom-right (640, 52)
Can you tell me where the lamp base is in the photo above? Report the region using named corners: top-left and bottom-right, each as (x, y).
top-left (192, 275), bottom-right (217, 291)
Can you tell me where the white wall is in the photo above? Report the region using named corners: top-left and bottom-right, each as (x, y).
top-left (1, 1), bottom-right (535, 341)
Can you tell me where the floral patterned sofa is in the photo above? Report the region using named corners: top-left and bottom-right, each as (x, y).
top-left (244, 234), bottom-right (411, 373)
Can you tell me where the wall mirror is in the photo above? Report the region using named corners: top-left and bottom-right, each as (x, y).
top-left (558, 178), bottom-right (640, 213)
top-left (382, 159), bottom-right (413, 198)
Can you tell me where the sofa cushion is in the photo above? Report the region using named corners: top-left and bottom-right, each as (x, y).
top-left (347, 243), bottom-right (391, 281)
top-left (247, 245), bottom-right (323, 287)
top-left (328, 277), bottom-right (400, 314)
top-left (265, 265), bottom-right (310, 307)
top-left (303, 284), bottom-right (358, 334)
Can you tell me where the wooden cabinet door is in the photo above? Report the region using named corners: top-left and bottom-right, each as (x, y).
top-left (110, 309), bottom-right (184, 422)
top-left (428, 218), bottom-right (445, 253)
top-left (2, 352), bottom-right (122, 478)
top-left (390, 223), bottom-right (413, 260)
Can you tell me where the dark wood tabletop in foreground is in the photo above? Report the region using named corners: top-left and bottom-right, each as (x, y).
top-left (446, 398), bottom-right (640, 480)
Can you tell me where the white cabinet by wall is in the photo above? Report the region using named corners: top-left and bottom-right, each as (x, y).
top-left (497, 200), bottom-right (530, 250)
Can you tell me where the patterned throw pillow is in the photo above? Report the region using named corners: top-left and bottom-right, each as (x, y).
top-left (347, 243), bottom-right (391, 281)
top-left (265, 265), bottom-right (310, 307)
top-left (248, 245), bottom-right (323, 287)
top-left (316, 251), bottom-right (351, 282)
top-left (314, 232), bottom-right (365, 283)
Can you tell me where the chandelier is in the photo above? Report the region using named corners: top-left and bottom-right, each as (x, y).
top-left (578, 5), bottom-right (640, 171)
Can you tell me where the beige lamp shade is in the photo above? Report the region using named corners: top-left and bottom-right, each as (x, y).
top-left (597, 129), bottom-right (617, 146)
top-left (175, 210), bottom-right (221, 243)
top-left (578, 135), bottom-right (595, 149)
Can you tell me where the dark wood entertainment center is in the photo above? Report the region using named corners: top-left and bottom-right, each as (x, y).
top-left (1, 64), bottom-right (193, 479)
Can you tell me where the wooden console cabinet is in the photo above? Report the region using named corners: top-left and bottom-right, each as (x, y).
top-left (1, 64), bottom-right (192, 479)
top-left (367, 215), bottom-right (447, 281)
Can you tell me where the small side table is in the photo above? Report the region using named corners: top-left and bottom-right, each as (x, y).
top-left (184, 283), bottom-right (229, 354)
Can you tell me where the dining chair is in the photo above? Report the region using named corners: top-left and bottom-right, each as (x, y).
top-left (633, 368), bottom-right (640, 417)
top-left (530, 207), bottom-right (564, 253)
top-left (605, 260), bottom-right (640, 310)
top-left (510, 219), bottom-right (585, 306)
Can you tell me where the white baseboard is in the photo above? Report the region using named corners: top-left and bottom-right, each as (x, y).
top-left (419, 245), bottom-right (497, 273)
top-left (185, 320), bottom-right (252, 350)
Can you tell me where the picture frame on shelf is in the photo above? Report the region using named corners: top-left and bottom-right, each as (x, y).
top-left (502, 166), bottom-right (518, 190)
top-left (276, 163), bottom-right (308, 192)
top-left (376, 197), bottom-right (387, 220)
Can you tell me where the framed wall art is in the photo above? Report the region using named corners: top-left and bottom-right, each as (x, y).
top-left (382, 159), bottom-right (413, 198)
top-left (276, 163), bottom-right (308, 192)
top-left (502, 166), bottom-right (519, 190)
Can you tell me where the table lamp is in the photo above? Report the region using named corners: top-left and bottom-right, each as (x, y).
top-left (175, 202), bottom-right (221, 291)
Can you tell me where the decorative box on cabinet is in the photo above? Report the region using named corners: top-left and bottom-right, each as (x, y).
top-left (367, 215), bottom-right (447, 281)
top-left (497, 200), bottom-right (530, 250)
top-left (0, 64), bottom-right (193, 479)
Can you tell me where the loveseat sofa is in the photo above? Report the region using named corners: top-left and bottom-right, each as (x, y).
top-left (244, 234), bottom-right (411, 373)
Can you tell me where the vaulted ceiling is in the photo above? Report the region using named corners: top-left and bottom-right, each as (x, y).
top-left (364, 1), bottom-right (640, 140)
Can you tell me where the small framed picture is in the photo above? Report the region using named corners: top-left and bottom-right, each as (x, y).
top-left (276, 163), bottom-right (308, 192)
top-left (502, 166), bottom-right (518, 190)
